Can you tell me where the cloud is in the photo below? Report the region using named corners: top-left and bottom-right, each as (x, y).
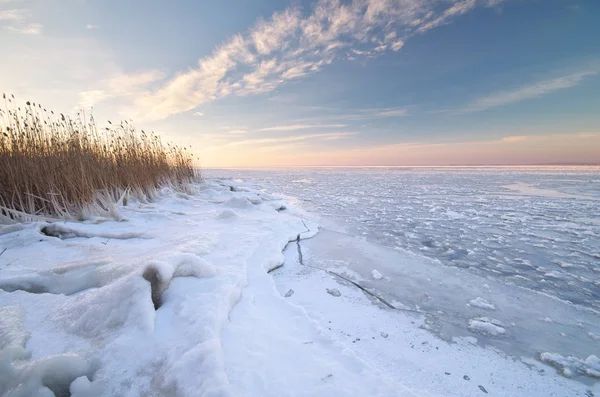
top-left (465, 71), bottom-right (596, 112)
top-left (130, 0), bottom-right (505, 121)
top-left (415, 0), bottom-right (477, 34)
top-left (193, 111), bottom-right (204, 116)
top-left (86, 24), bottom-right (98, 30)
top-left (501, 135), bottom-right (528, 142)
top-left (1, 7), bottom-right (43, 35)
top-left (375, 107), bottom-right (409, 117)
top-left (252, 132), bottom-right (600, 167)
top-left (6, 22), bottom-right (41, 34)
top-left (257, 123), bottom-right (347, 132)
top-left (225, 131), bottom-right (358, 147)
top-left (78, 70), bottom-right (164, 108)
top-left (0, 8), bottom-right (25, 20)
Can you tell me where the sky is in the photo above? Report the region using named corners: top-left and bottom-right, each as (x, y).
top-left (1, 0), bottom-right (599, 167)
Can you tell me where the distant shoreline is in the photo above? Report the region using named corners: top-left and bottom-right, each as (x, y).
top-left (204, 164), bottom-right (600, 170)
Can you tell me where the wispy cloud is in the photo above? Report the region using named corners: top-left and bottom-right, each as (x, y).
top-left (257, 123), bottom-right (346, 132)
top-left (6, 22), bottom-right (41, 34)
top-left (374, 107), bottom-right (409, 117)
top-left (226, 131), bottom-right (358, 147)
top-left (130, 0), bottom-right (507, 121)
top-left (0, 8), bottom-right (25, 20)
top-left (415, 0), bottom-right (477, 34)
top-left (225, 129), bottom-right (247, 134)
top-left (501, 135), bottom-right (528, 142)
top-left (78, 70), bottom-right (164, 108)
top-left (464, 71), bottom-right (596, 112)
top-left (86, 24), bottom-right (98, 30)
top-left (193, 111), bottom-right (204, 116)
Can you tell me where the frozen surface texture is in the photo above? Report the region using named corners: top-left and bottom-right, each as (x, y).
top-left (210, 167), bottom-right (600, 387)
top-left (2, 169), bottom-right (599, 397)
top-left (210, 167), bottom-right (600, 311)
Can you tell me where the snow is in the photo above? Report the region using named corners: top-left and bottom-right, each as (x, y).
top-left (467, 297), bottom-right (496, 310)
top-left (0, 179), bottom-right (313, 396)
top-left (1, 171), bottom-right (599, 397)
top-left (70, 376), bottom-right (101, 397)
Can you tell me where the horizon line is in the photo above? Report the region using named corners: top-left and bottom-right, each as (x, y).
top-left (201, 163), bottom-right (600, 170)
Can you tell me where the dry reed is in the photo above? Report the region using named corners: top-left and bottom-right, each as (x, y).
top-left (0, 94), bottom-right (199, 222)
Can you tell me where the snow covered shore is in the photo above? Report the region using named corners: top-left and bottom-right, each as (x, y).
top-left (0, 179), bottom-right (597, 396)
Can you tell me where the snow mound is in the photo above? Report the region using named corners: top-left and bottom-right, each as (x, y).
top-left (0, 348), bottom-right (94, 397)
top-left (468, 317), bottom-right (506, 336)
top-left (467, 297), bottom-right (496, 310)
top-left (216, 209), bottom-right (239, 219)
top-left (371, 270), bottom-right (383, 280)
top-left (246, 196), bottom-right (262, 205)
top-left (224, 196), bottom-right (253, 209)
top-left (540, 352), bottom-right (600, 378)
top-left (172, 254), bottom-right (217, 278)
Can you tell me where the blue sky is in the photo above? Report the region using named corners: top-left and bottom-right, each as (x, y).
top-left (1, 0), bottom-right (599, 166)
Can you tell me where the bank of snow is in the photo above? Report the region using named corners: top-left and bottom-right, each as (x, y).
top-left (0, 179), bottom-right (320, 396)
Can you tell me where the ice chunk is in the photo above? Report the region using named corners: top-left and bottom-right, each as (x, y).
top-left (467, 297), bottom-right (496, 310)
top-left (468, 317), bottom-right (506, 336)
top-left (371, 270), bottom-right (383, 280)
top-left (540, 352), bottom-right (600, 378)
top-left (327, 288), bottom-right (341, 297)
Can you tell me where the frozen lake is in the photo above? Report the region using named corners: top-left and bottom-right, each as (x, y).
top-left (208, 167), bottom-right (600, 382)
top-left (209, 167), bottom-right (600, 311)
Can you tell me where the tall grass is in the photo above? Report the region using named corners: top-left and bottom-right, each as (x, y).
top-left (0, 94), bottom-right (199, 222)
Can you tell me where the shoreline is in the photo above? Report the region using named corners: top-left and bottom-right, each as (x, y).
top-left (269, 226), bottom-right (598, 396)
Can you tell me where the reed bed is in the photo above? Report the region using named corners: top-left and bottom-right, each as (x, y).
top-left (0, 94), bottom-right (199, 222)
